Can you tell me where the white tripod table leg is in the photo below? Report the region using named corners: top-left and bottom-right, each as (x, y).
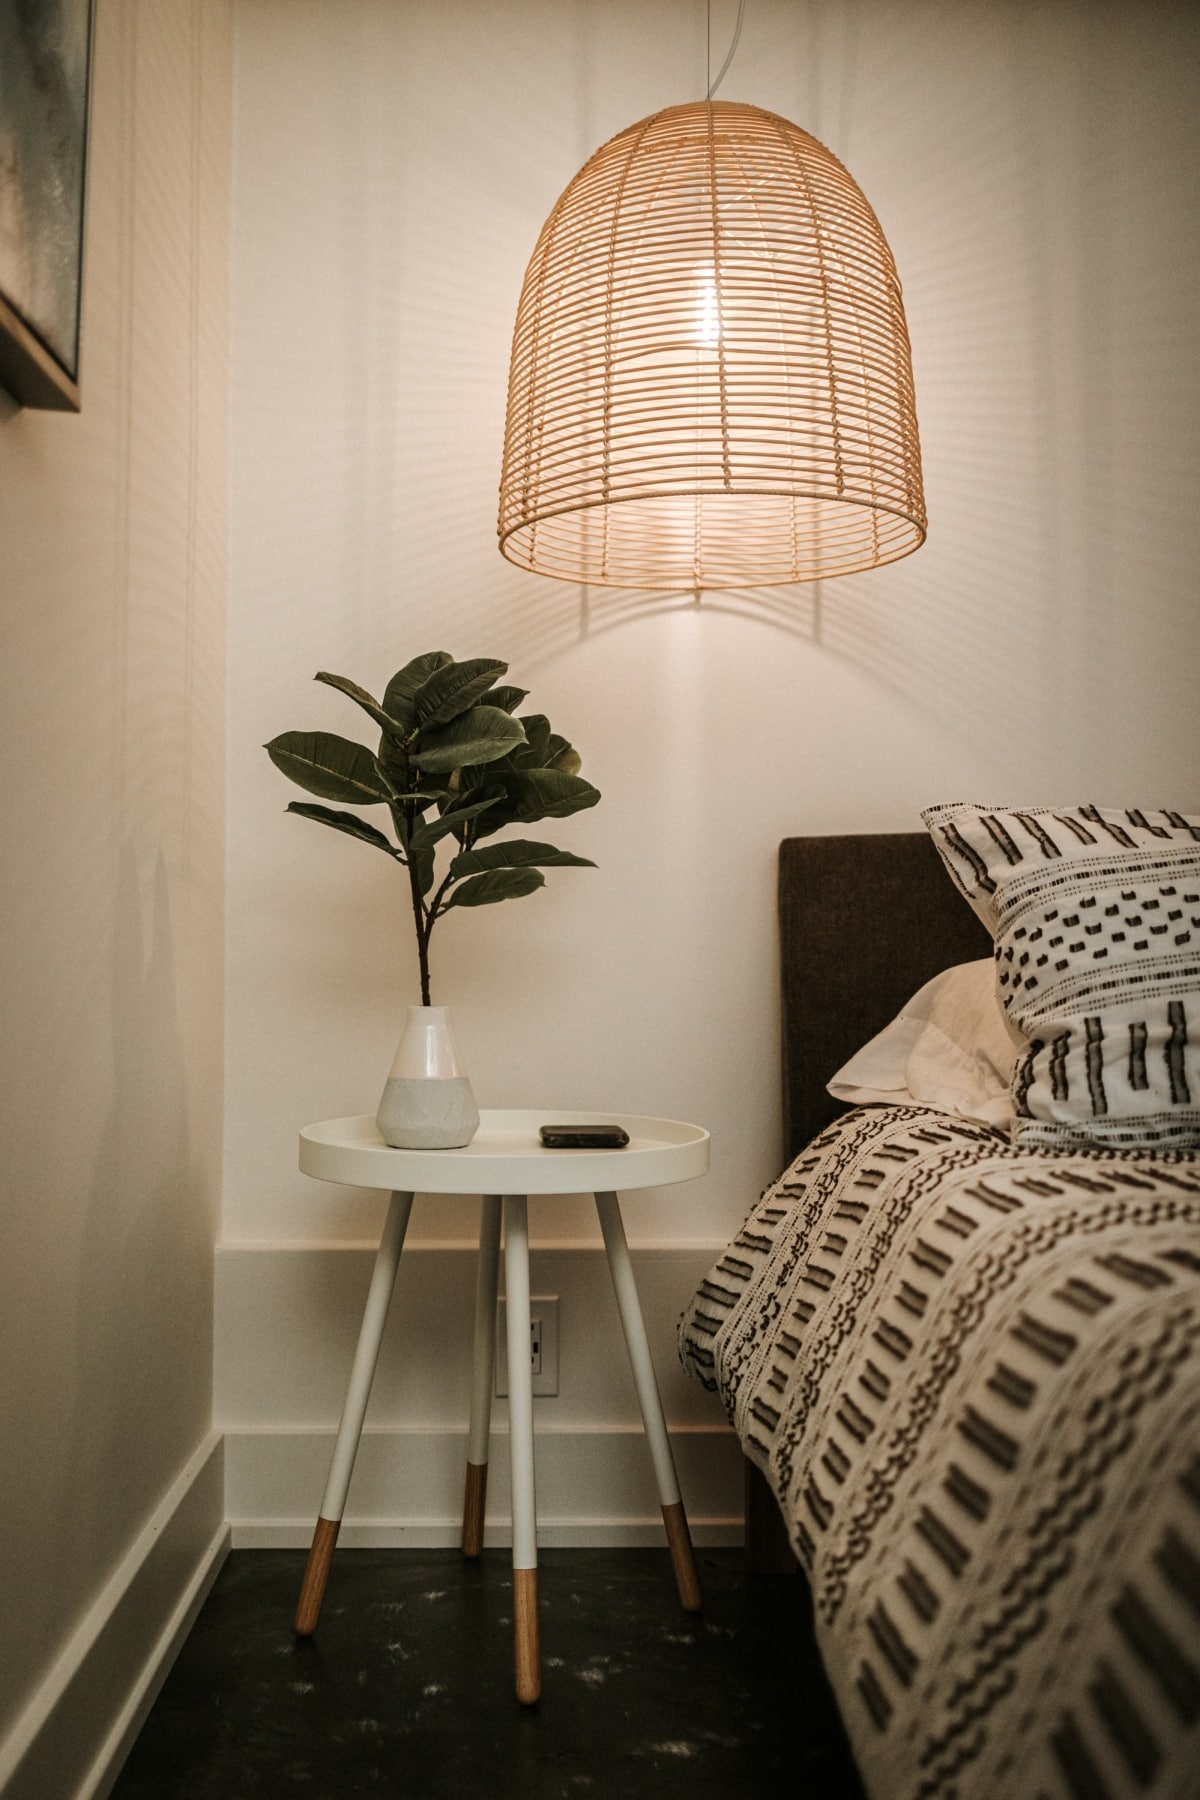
top-left (503, 1194), bottom-right (540, 1703)
top-left (462, 1194), bottom-right (502, 1557)
top-left (595, 1190), bottom-right (702, 1612)
top-left (294, 1188), bottom-right (414, 1635)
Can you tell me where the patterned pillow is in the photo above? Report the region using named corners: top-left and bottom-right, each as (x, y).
top-left (921, 803), bottom-right (1200, 1148)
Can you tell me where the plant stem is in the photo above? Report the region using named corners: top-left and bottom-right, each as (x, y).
top-left (425, 871), bottom-right (455, 937)
top-left (421, 808), bottom-right (478, 952)
top-left (403, 795), bottom-right (432, 1005)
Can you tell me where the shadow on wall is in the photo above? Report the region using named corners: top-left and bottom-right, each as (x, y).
top-left (52, 847), bottom-right (195, 1585)
top-left (232, 0), bottom-right (1199, 801)
top-left (413, 565), bottom-right (822, 688)
top-left (484, 4), bottom-right (1198, 796)
top-left (821, 11), bottom-right (1193, 798)
top-left (578, 585), bottom-right (819, 643)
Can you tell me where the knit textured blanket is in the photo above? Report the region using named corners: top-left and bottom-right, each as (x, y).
top-left (679, 1106), bottom-right (1200, 1800)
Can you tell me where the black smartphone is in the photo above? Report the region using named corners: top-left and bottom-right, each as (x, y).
top-left (539, 1123), bottom-right (630, 1149)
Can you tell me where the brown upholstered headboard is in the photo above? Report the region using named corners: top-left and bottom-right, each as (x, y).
top-left (779, 832), bottom-right (992, 1164)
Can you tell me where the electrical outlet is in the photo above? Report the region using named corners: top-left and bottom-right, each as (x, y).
top-left (496, 1296), bottom-right (559, 1397)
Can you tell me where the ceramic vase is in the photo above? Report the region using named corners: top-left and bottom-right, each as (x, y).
top-left (375, 1005), bottom-right (480, 1150)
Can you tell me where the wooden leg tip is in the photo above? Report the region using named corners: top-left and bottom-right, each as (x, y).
top-left (512, 1566), bottom-right (540, 1706)
top-left (461, 1461), bottom-right (488, 1559)
top-left (294, 1516), bottom-right (340, 1636)
top-left (662, 1501), bottom-right (703, 1613)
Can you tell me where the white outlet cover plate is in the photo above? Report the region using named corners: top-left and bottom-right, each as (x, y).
top-left (496, 1296), bottom-right (559, 1397)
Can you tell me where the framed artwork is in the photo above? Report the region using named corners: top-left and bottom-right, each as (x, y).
top-left (0, 0), bottom-right (95, 411)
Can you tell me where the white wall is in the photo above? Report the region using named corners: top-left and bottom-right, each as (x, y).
top-left (0, 4), bottom-right (231, 1793)
top-left (222, 0), bottom-right (1200, 1539)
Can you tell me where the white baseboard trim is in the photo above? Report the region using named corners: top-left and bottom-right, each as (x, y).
top-left (225, 1422), bottom-right (743, 1551)
top-left (232, 1517), bottom-right (741, 1549)
top-left (215, 1240), bottom-right (728, 1443)
top-left (85, 1518), bottom-right (229, 1800)
top-left (0, 1432), bottom-right (228, 1800)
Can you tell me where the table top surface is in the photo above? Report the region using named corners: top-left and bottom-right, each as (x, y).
top-left (299, 1109), bottom-right (710, 1195)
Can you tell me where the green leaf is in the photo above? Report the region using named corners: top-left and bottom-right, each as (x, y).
top-left (487, 686), bottom-right (530, 715)
top-left (443, 867), bottom-right (545, 909)
top-left (412, 842), bottom-right (436, 896)
top-left (446, 765), bottom-right (527, 841)
top-left (413, 658), bottom-right (508, 729)
top-left (388, 794), bottom-right (443, 850)
top-left (449, 839), bottom-right (595, 880)
top-left (286, 802), bottom-right (399, 855)
top-left (377, 732), bottom-right (418, 788)
top-left (409, 800), bottom-right (495, 855)
top-left (440, 786), bottom-right (498, 819)
top-left (266, 731), bottom-right (394, 805)
top-left (548, 735), bottom-right (582, 775)
top-left (512, 713), bottom-right (551, 768)
top-left (314, 671), bottom-right (404, 738)
top-left (455, 796), bottom-right (517, 842)
top-left (382, 652), bottom-right (453, 730)
top-left (437, 792), bottom-right (500, 847)
top-left (412, 705), bottom-right (527, 773)
top-left (508, 768), bottom-right (601, 822)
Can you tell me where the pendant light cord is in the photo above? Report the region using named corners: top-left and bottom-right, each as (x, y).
top-left (707, 0), bottom-right (746, 100)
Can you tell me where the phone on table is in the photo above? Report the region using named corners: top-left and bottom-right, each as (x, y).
top-left (538, 1123), bottom-right (629, 1149)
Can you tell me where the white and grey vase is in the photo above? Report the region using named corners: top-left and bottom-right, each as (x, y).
top-left (375, 1005), bottom-right (480, 1150)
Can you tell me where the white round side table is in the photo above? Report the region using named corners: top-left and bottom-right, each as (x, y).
top-left (292, 1108), bottom-right (710, 1706)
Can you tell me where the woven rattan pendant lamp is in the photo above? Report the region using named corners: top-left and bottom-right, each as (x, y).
top-left (498, 87), bottom-right (926, 590)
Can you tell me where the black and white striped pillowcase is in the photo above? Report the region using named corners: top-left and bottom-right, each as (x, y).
top-left (921, 804), bottom-right (1200, 1150)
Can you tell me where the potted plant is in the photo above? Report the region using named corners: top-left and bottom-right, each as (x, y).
top-left (266, 652), bottom-right (600, 1148)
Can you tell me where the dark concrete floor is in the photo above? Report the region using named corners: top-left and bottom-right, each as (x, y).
top-left (111, 1547), bottom-right (865, 1799)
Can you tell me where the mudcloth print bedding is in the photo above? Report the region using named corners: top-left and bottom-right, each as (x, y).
top-left (679, 1105), bottom-right (1200, 1800)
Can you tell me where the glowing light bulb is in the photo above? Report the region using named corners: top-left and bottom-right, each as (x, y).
top-left (695, 273), bottom-right (721, 346)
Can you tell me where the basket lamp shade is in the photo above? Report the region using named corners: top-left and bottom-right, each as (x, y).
top-left (498, 101), bottom-right (926, 591)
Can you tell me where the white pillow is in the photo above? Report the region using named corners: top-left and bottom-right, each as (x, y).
top-left (827, 959), bottom-right (1020, 1126)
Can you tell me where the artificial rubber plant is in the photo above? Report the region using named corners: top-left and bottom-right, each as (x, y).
top-left (265, 653), bottom-right (599, 1002)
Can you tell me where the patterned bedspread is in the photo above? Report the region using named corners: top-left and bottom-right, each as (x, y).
top-left (679, 1106), bottom-right (1200, 1800)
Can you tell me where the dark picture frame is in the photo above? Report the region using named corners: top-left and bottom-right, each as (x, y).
top-left (0, 0), bottom-right (96, 412)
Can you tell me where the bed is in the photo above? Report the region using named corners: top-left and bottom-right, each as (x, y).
top-left (679, 829), bottom-right (1200, 1800)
